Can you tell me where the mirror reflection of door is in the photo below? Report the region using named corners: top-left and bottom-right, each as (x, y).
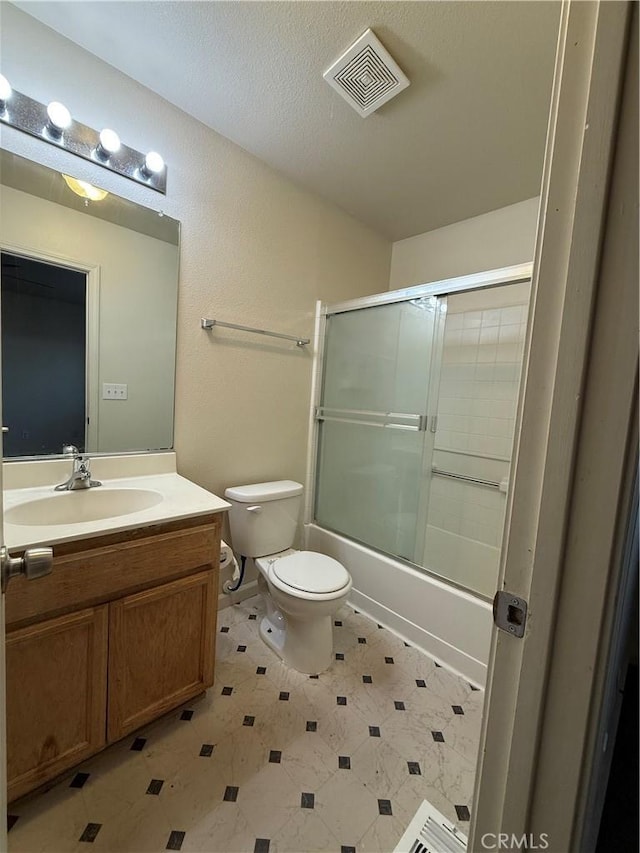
top-left (1, 252), bottom-right (87, 456)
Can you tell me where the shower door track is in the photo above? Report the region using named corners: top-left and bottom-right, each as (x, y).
top-left (323, 262), bottom-right (533, 316)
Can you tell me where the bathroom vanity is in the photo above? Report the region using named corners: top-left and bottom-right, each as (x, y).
top-left (2, 458), bottom-right (230, 803)
top-left (0, 150), bottom-right (234, 803)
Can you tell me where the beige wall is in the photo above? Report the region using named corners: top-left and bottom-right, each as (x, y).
top-left (1, 185), bottom-right (178, 453)
top-left (390, 197), bottom-right (539, 288)
top-left (1, 6), bottom-right (391, 516)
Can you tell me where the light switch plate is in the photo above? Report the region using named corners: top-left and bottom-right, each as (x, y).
top-left (102, 383), bottom-right (128, 400)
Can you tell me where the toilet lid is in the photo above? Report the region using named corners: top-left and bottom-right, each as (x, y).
top-left (272, 551), bottom-right (350, 594)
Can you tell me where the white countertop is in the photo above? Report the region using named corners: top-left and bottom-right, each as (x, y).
top-left (4, 472), bottom-right (231, 551)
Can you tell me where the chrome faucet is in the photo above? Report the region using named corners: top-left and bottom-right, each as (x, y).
top-left (55, 445), bottom-right (102, 491)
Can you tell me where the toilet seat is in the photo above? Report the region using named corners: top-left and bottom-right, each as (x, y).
top-left (258, 550), bottom-right (351, 600)
top-left (273, 551), bottom-right (349, 594)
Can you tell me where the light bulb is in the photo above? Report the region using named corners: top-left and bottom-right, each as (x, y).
top-left (0, 74), bottom-right (12, 105)
top-left (46, 101), bottom-right (71, 137)
top-left (143, 151), bottom-right (164, 175)
top-left (96, 128), bottom-right (121, 159)
top-left (62, 174), bottom-right (108, 202)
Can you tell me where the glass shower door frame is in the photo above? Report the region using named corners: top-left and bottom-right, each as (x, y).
top-left (312, 295), bottom-right (441, 561)
top-left (410, 295), bottom-right (447, 566)
top-left (305, 262), bottom-right (533, 570)
top-left (321, 263), bottom-right (533, 316)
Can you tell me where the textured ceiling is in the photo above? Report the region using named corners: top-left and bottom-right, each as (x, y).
top-left (12, 1), bottom-right (560, 240)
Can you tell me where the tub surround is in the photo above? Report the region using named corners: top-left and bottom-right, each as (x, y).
top-left (3, 451), bottom-right (231, 551)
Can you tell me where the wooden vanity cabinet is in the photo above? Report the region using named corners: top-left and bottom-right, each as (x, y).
top-left (108, 570), bottom-right (215, 741)
top-left (4, 513), bottom-right (221, 803)
top-left (6, 606), bottom-right (108, 802)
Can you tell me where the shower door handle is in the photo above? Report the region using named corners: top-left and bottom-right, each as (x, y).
top-left (315, 407), bottom-right (430, 431)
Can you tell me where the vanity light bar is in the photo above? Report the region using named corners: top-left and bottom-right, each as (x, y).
top-left (0, 78), bottom-right (166, 194)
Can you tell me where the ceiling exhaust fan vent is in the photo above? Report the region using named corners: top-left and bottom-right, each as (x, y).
top-left (323, 28), bottom-right (410, 118)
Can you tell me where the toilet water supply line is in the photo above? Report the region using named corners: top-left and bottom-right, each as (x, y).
top-left (222, 553), bottom-right (246, 594)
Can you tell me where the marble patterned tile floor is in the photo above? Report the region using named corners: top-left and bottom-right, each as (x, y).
top-left (7, 596), bottom-right (482, 853)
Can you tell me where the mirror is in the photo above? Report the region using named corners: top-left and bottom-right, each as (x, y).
top-left (0, 149), bottom-right (179, 459)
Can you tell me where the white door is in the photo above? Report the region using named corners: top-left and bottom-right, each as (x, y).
top-left (470, 2), bottom-right (637, 851)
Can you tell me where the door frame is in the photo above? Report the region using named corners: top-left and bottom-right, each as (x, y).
top-left (470, 1), bottom-right (636, 850)
top-left (0, 242), bottom-right (101, 454)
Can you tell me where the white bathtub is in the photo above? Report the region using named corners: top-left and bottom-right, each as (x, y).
top-left (305, 522), bottom-right (493, 687)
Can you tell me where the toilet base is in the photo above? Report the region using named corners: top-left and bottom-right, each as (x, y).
top-left (259, 614), bottom-right (285, 659)
top-left (254, 556), bottom-right (348, 675)
top-left (280, 613), bottom-right (333, 675)
top-left (257, 611), bottom-right (332, 675)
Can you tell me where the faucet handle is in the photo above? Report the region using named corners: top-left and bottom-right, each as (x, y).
top-left (62, 444), bottom-right (79, 456)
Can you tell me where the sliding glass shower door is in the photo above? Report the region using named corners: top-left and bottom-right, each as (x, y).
top-left (314, 296), bottom-right (444, 562)
top-left (314, 278), bottom-right (531, 597)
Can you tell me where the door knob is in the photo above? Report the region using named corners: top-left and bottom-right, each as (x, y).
top-left (1, 545), bottom-right (53, 592)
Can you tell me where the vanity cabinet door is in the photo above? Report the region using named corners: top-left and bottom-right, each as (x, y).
top-left (107, 569), bottom-right (216, 742)
top-left (6, 605), bottom-right (109, 802)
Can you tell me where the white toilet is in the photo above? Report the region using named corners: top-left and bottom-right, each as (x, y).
top-left (224, 480), bottom-right (352, 674)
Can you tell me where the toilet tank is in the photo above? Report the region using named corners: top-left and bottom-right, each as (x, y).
top-left (224, 480), bottom-right (304, 557)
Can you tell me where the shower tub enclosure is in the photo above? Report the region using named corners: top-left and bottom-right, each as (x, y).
top-left (305, 264), bottom-right (531, 686)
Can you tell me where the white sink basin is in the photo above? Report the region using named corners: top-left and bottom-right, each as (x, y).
top-left (5, 488), bottom-right (164, 526)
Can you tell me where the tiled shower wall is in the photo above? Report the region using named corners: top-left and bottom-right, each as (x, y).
top-left (436, 299), bottom-right (528, 459)
top-left (424, 283), bottom-right (529, 596)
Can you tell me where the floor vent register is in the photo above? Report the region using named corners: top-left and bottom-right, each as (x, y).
top-left (394, 800), bottom-right (468, 853)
